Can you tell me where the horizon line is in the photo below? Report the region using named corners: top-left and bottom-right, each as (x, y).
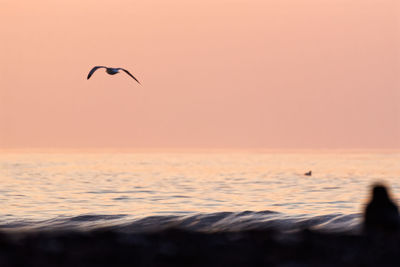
top-left (0, 147), bottom-right (399, 154)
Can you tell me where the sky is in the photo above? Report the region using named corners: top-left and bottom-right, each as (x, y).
top-left (0, 0), bottom-right (399, 149)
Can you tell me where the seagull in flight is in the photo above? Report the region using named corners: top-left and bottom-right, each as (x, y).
top-left (87, 66), bottom-right (141, 84)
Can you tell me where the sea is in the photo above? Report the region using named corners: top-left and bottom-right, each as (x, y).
top-left (0, 150), bottom-right (399, 234)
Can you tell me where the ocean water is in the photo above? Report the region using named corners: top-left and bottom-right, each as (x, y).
top-left (0, 151), bottom-right (399, 233)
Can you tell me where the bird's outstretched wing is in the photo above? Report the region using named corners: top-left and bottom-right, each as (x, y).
top-left (87, 66), bottom-right (107, 80)
top-left (119, 68), bottom-right (141, 84)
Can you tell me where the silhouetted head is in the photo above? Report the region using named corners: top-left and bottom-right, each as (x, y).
top-left (372, 184), bottom-right (390, 203)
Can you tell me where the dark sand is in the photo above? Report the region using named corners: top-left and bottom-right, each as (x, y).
top-left (0, 227), bottom-right (399, 266)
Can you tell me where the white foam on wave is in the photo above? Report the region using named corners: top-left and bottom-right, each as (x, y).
top-left (0, 211), bottom-right (362, 234)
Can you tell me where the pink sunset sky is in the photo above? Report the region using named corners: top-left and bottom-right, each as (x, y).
top-left (0, 0), bottom-right (399, 149)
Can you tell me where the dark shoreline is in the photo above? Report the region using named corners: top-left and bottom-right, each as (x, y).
top-left (0, 227), bottom-right (399, 266)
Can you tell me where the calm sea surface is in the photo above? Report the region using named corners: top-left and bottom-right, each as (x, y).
top-left (0, 151), bottom-right (399, 232)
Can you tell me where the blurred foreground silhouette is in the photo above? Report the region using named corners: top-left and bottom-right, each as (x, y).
top-left (0, 183), bottom-right (398, 266)
top-left (364, 184), bottom-right (400, 235)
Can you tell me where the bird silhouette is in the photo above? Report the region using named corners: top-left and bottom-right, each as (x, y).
top-left (87, 66), bottom-right (141, 84)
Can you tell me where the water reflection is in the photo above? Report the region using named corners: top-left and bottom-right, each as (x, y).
top-left (0, 151), bottom-right (399, 220)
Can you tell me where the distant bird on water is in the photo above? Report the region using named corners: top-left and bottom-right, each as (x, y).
top-left (87, 66), bottom-right (141, 84)
top-left (304, 171), bottom-right (312, 176)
